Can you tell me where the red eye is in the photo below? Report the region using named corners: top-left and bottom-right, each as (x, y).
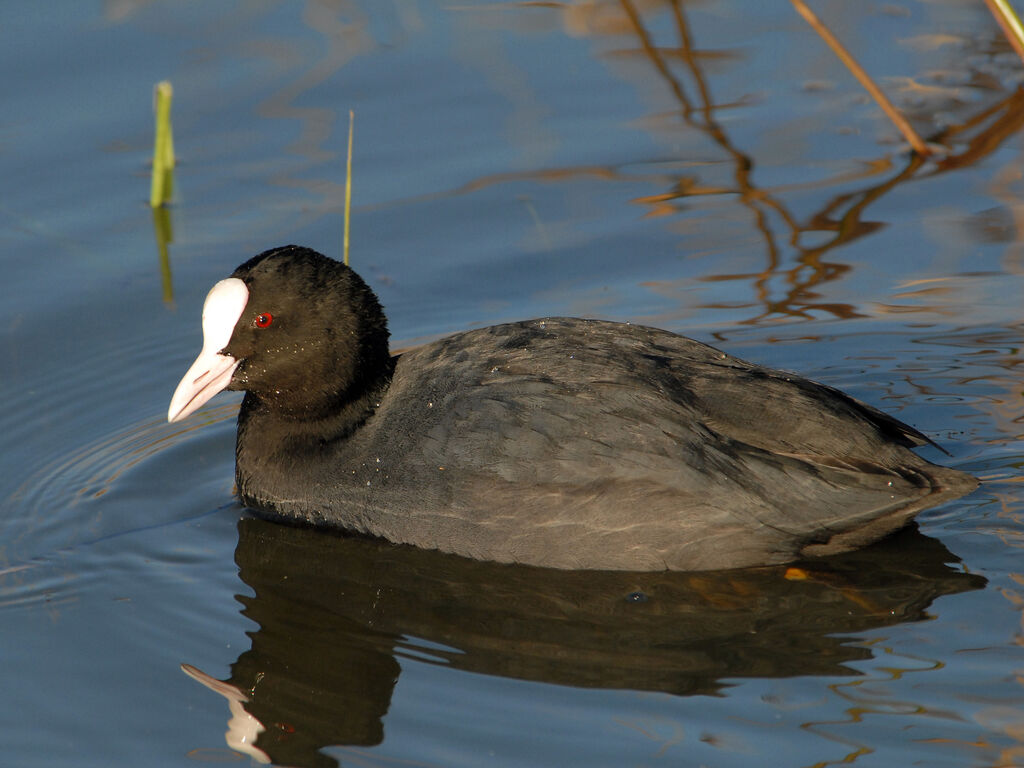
top-left (255, 313), bottom-right (273, 328)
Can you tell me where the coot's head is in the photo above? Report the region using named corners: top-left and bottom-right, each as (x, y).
top-left (168, 246), bottom-right (389, 422)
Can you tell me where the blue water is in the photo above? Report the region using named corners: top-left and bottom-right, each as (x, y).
top-left (4, 2), bottom-right (1024, 766)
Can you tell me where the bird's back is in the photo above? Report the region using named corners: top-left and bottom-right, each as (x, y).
top-left (289, 318), bottom-right (977, 570)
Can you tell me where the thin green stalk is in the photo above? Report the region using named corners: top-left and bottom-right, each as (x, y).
top-left (152, 206), bottom-right (174, 303)
top-left (344, 110), bottom-right (354, 266)
top-left (150, 81), bottom-right (175, 207)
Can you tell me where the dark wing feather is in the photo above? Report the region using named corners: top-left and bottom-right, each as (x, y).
top-left (334, 319), bottom-right (974, 569)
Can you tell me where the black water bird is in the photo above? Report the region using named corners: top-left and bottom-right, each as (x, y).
top-left (168, 245), bottom-right (977, 570)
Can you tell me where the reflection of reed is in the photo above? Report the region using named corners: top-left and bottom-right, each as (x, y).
top-left (621, 0), bottom-right (872, 323)
top-left (613, 0), bottom-right (1024, 324)
top-left (797, 643), bottom-right (948, 766)
top-left (384, 1), bottom-right (1015, 326)
top-left (181, 1), bottom-right (1024, 325)
top-left (151, 206), bottom-right (174, 304)
top-left (933, 87), bottom-right (1024, 172)
top-left (920, 506), bottom-right (1024, 767)
top-left (355, 1), bottom-right (1024, 324)
top-left (255, 5), bottom-right (374, 232)
top-left (620, 0), bottom-right (791, 267)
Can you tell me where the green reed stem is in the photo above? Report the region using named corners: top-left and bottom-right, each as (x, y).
top-left (149, 81), bottom-right (175, 208)
top-left (344, 110), bottom-right (354, 266)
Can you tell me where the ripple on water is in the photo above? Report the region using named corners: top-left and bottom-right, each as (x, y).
top-left (1, 400), bottom-right (240, 566)
top-left (3, 308), bottom-right (245, 556)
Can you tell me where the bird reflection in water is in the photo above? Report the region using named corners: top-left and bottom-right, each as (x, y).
top-left (182, 518), bottom-right (984, 768)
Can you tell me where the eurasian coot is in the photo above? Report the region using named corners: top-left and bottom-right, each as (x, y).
top-left (168, 245), bottom-right (977, 570)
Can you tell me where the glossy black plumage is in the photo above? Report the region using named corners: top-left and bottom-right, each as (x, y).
top-left (174, 246), bottom-right (978, 570)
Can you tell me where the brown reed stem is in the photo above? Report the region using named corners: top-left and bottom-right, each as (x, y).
top-left (983, 0), bottom-right (1024, 65)
top-left (790, 0), bottom-right (931, 156)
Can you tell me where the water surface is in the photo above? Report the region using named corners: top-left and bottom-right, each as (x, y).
top-left (4, 2), bottom-right (1024, 766)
